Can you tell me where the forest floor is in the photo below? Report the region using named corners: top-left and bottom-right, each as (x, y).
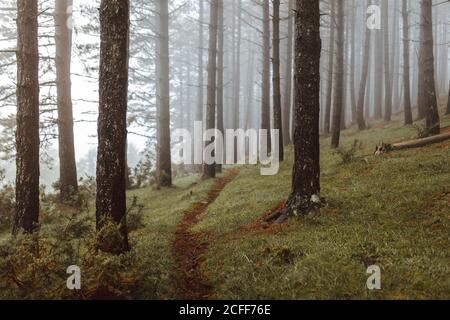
top-left (136, 110), bottom-right (449, 300)
top-left (1, 110), bottom-right (449, 300)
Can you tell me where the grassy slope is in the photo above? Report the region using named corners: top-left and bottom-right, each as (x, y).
top-left (1, 114), bottom-right (448, 300)
top-left (127, 174), bottom-right (219, 299)
top-left (193, 114), bottom-right (450, 299)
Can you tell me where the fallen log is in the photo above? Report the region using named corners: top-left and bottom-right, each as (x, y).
top-left (375, 132), bottom-right (450, 155)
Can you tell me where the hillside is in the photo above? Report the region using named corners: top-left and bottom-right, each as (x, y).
top-left (132, 113), bottom-right (450, 300)
top-left (1, 114), bottom-right (449, 300)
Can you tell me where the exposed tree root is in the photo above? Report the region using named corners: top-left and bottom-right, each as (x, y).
top-left (265, 194), bottom-right (325, 225)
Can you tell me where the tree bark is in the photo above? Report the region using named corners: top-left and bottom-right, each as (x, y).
top-left (196, 0), bottom-right (204, 123)
top-left (272, 0), bottom-right (321, 222)
top-left (349, 0), bottom-right (357, 124)
top-left (402, 0), bottom-right (413, 125)
top-left (446, 84), bottom-right (450, 115)
top-left (356, 0), bottom-right (371, 131)
top-left (418, 0), bottom-right (440, 135)
top-left (383, 0), bottom-right (392, 122)
top-left (157, 0), bottom-right (172, 187)
top-left (13, 0), bottom-right (40, 234)
top-left (55, 0), bottom-right (78, 202)
top-left (96, 0), bottom-right (130, 253)
top-left (282, 0), bottom-right (294, 144)
top-left (261, 0), bottom-right (271, 153)
top-left (330, 0), bottom-right (344, 149)
top-left (216, 0), bottom-right (224, 173)
top-left (374, 0), bottom-right (383, 119)
top-left (272, 0), bottom-right (284, 162)
top-left (324, 0), bottom-right (335, 134)
top-left (203, 0), bottom-right (219, 179)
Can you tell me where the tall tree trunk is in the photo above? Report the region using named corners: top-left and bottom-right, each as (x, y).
top-left (261, 0), bottom-right (271, 153)
top-left (233, 0), bottom-right (241, 131)
top-left (324, 0), bottom-right (335, 134)
top-left (245, 43), bottom-right (256, 130)
top-left (216, 0), bottom-right (224, 173)
top-left (402, 0), bottom-right (413, 125)
top-left (273, 0), bottom-right (321, 223)
top-left (203, 0), bottom-right (219, 179)
top-left (272, 0), bottom-right (284, 161)
top-left (374, 0), bottom-right (383, 119)
top-left (383, 0), bottom-right (392, 122)
top-left (350, 0), bottom-right (357, 124)
top-left (356, 0), bottom-right (371, 131)
top-left (282, 0), bottom-right (294, 144)
top-left (55, 0), bottom-right (78, 202)
top-left (418, 0), bottom-right (440, 134)
top-left (330, 0), bottom-right (344, 149)
top-left (196, 0), bottom-right (204, 123)
top-left (13, 0), bottom-right (40, 234)
top-left (157, 0), bottom-right (172, 187)
top-left (390, 1), bottom-right (400, 112)
top-left (96, 0), bottom-right (130, 253)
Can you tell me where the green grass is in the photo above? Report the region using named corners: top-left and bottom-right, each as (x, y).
top-left (126, 174), bottom-right (217, 299)
top-left (194, 114), bottom-right (450, 299)
top-left (1, 112), bottom-right (449, 300)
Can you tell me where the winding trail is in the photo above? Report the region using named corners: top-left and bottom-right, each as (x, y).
top-left (171, 168), bottom-right (240, 300)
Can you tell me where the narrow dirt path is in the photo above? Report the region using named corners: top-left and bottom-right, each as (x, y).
top-left (171, 168), bottom-right (240, 300)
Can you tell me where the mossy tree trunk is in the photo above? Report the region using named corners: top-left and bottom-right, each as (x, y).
top-left (269, 0), bottom-right (321, 223)
top-left (96, 0), bottom-right (130, 253)
top-left (13, 0), bottom-right (40, 235)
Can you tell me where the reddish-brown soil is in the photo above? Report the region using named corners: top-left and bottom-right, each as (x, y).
top-left (171, 168), bottom-right (240, 300)
top-left (239, 200), bottom-right (287, 236)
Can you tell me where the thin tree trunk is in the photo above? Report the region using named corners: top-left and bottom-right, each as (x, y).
top-left (418, 0), bottom-right (440, 134)
top-left (157, 0), bottom-right (172, 187)
top-left (233, 0), bottom-right (241, 131)
top-left (272, 0), bottom-right (284, 161)
top-left (282, 0), bottom-right (294, 145)
top-left (216, 0), bottom-right (224, 173)
top-left (350, 0), bottom-right (357, 124)
top-left (55, 0), bottom-right (78, 202)
top-left (203, 0), bottom-right (219, 179)
top-left (402, 0), bottom-right (413, 125)
top-left (196, 0), bottom-right (204, 123)
top-left (331, 0), bottom-right (344, 149)
top-left (261, 0), bottom-right (271, 153)
top-left (96, 0), bottom-right (130, 253)
top-left (324, 0), bottom-right (335, 134)
top-left (383, 0), bottom-right (392, 122)
top-left (273, 0), bottom-right (321, 222)
top-left (374, 0), bottom-right (383, 119)
top-left (245, 43), bottom-right (256, 130)
top-left (356, 0), bottom-right (371, 130)
top-left (13, 0), bottom-right (40, 234)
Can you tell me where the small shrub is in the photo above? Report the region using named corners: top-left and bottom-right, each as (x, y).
top-left (127, 196), bottom-right (146, 232)
top-left (0, 169), bottom-right (14, 231)
top-left (413, 122), bottom-right (438, 139)
top-left (334, 140), bottom-right (363, 164)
